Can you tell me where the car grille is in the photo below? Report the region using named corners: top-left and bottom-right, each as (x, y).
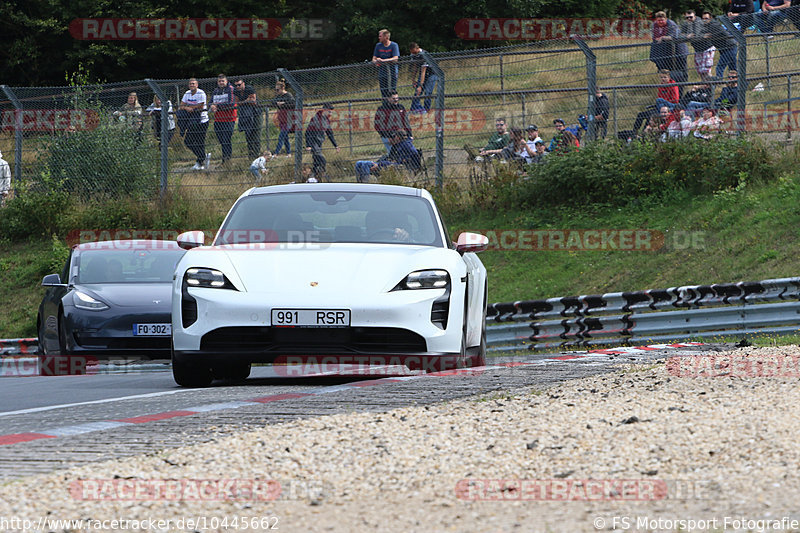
top-left (74, 335), bottom-right (171, 350)
top-left (200, 326), bottom-right (427, 354)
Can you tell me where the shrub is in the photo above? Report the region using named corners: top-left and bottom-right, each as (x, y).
top-left (0, 170), bottom-right (72, 241)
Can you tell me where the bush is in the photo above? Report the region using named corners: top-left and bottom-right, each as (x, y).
top-left (0, 171), bottom-right (72, 240)
top-left (517, 136), bottom-right (776, 208)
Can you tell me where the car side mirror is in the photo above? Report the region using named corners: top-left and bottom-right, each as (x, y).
top-left (42, 274), bottom-right (66, 287)
top-left (455, 232), bottom-right (489, 254)
top-left (177, 230), bottom-right (205, 250)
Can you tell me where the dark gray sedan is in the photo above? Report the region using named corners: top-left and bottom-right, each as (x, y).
top-left (37, 240), bottom-right (186, 359)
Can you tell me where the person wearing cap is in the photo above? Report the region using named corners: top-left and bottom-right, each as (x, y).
top-left (531, 140), bottom-right (547, 164)
top-left (305, 103), bottom-right (339, 181)
top-left (547, 118), bottom-right (581, 152)
top-left (0, 150), bottom-right (11, 207)
top-left (525, 125), bottom-right (542, 154)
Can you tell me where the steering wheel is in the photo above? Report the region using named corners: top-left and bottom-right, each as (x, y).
top-left (367, 228), bottom-right (398, 240)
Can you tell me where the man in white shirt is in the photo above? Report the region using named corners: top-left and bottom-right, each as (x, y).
top-left (0, 150), bottom-right (11, 207)
top-left (525, 125), bottom-right (543, 154)
top-left (179, 78), bottom-right (210, 170)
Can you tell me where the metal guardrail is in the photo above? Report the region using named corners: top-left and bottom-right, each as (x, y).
top-left (3, 277), bottom-right (800, 357)
top-left (485, 276), bottom-right (800, 352)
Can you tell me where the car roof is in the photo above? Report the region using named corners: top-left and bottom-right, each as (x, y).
top-left (73, 240), bottom-right (182, 251)
top-left (247, 183), bottom-right (424, 197)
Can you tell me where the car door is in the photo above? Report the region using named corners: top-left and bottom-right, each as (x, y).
top-left (40, 250), bottom-right (74, 348)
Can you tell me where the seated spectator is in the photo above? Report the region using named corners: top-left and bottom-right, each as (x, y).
top-left (473, 118), bottom-right (510, 161)
top-left (355, 132), bottom-right (421, 183)
top-left (633, 70), bottom-right (680, 133)
top-left (531, 140), bottom-right (547, 163)
top-left (500, 128), bottom-right (536, 164)
top-left (525, 124), bottom-right (542, 149)
top-left (715, 71), bottom-right (739, 110)
top-left (692, 108), bottom-right (722, 139)
top-left (551, 129), bottom-right (580, 154)
top-left (728, 0), bottom-right (757, 31)
top-left (374, 92), bottom-right (412, 153)
top-left (249, 150), bottom-right (274, 184)
top-left (666, 106), bottom-right (693, 139)
top-left (680, 82), bottom-right (714, 116)
top-left (758, 0), bottom-right (800, 33)
top-left (547, 118), bottom-right (581, 152)
top-left (302, 163), bottom-right (319, 183)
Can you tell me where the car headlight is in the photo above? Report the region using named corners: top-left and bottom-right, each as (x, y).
top-left (394, 270), bottom-right (450, 290)
top-left (73, 290), bottom-right (109, 311)
top-left (184, 268), bottom-right (236, 289)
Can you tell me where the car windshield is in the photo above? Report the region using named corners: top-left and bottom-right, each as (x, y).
top-left (215, 191), bottom-right (444, 247)
top-left (77, 248), bottom-right (186, 284)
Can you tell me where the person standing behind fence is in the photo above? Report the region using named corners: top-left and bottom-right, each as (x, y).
top-left (373, 29), bottom-right (400, 98)
top-left (179, 78), bottom-right (210, 171)
top-left (305, 103), bottom-right (339, 181)
top-left (701, 12), bottom-right (738, 79)
top-left (233, 77), bottom-right (261, 159)
top-left (146, 95), bottom-right (175, 149)
top-left (409, 42), bottom-right (437, 114)
top-left (650, 12), bottom-right (688, 86)
top-left (210, 73), bottom-right (237, 165)
top-left (0, 150), bottom-right (11, 207)
top-left (591, 89), bottom-right (610, 139)
top-left (113, 92), bottom-right (144, 144)
top-left (681, 10), bottom-right (715, 80)
top-left (728, 0), bottom-right (757, 31)
top-left (271, 80), bottom-right (295, 156)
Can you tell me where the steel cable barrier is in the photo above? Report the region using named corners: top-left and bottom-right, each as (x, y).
top-left (485, 276), bottom-right (800, 352)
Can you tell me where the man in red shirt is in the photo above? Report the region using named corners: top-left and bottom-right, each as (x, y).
top-left (210, 73), bottom-right (238, 165)
top-left (633, 70), bottom-right (680, 134)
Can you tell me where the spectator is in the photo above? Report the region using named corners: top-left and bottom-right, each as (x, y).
top-left (531, 140), bottom-right (547, 164)
top-left (302, 163), bottom-right (318, 183)
top-left (146, 95), bottom-right (175, 149)
top-left (250, 150), bottom-right (274, 184)
top-left (373, 29), bottom-right (400, 97)
top-left (681, 10), bottom-right (715, 80)
top-left (547, 118), bottom-right (581, 152)
top-left (591, 89), bottom-right (610, 139)
top-left (666, 106), bottom-right (693, 138)
top-left (209, 73), bottom-right (237, 165)
top-left (702, 12), bottom-right (738, 79)
top-left (271, 79), bottom-right (296, 156)
top-left (728, 0), bottom-right (757, 31)
top-left (758, 0), bottom-right (800, 32)
top-left (305, 103), bottom-right (340, 181)
top-left (473, 118), bottom-right (510, 161)
top-left (233, 77), bottom-right (262, 159)
top-left (681, 81), bottom-right (714, 116)
top-left (525, 125), bottom-right (543, 153)
top-left (633, 70), bottom-right (679, 133)
top-left (650, 11), bottom-right (689, 85)
top-left (715, 70), bottom-right (739, 110)
top-left (0, 150), bottom-right (10, 207)
top-left (374, 92), bottom-right (412, 153)
top-left (113, 92), bottom-right (144, 144)
top-left (500, 128), bottom-right (536, 164)
top-left (179, 78), bottom-right (210, 171)
top-left (409, 42), bottom-right (438, 114)
top-left (692, 107), bottom-right (723, 139)
top-left (355, 132), bottom-right (421, 183)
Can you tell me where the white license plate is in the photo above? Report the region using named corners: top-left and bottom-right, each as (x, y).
top-left (132, 323), bottom-right (172, 336)
top-left (271, 309), bottom-right (350, 327)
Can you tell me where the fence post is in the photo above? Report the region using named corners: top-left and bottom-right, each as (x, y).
top-left (499, 54), bottom-right (505, 104)
top-left (278, 68), bottom-right (304, 181)
top-left (0, 86), bottom-right (23, 188)
top-left (719, 16), bottom-right (746, 135)
top-left (521, 93), bottom-right (526, 127)
top-left (573, 38), bottom-right (597, 142)
top-left (145, 79), bottom-right (169, 199)
top-left (421, 51), bottom-right (444, 189)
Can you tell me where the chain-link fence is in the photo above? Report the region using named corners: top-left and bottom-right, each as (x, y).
top-left (1, 16), bottom-right (799, 213)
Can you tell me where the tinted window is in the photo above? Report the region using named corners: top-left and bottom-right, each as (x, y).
top-left (77, 249), bottom-right (185, 284)
top-left (216, 192), bottom-right (443, 247)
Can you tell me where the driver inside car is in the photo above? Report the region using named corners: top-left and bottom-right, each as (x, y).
top-left (365, 211), bottom-right (412, 242)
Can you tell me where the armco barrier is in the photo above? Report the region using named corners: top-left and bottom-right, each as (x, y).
top-left (4, 277), bottom-right (799, 359)
top-left (486, 276), bottom-right (800, 352)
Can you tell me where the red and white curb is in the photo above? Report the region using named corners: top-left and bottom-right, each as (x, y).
top-left (0, 343), bottom-right (703, 446)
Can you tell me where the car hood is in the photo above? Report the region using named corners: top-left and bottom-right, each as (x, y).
top-left (78, 283), bottom-right (173, 308)
top-left (218, 244), bottom-right (458, 294)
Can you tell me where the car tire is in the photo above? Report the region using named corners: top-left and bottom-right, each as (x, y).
top-left (469, 284), bottom-right (488, 368)
top-left (37, 318), bottom-right (49, 356)
top-left (172, 351), bottom-right (213, 388)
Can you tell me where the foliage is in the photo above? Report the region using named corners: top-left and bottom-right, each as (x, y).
top-left (0, 170), bottom-right (73, 241)
top-left (516, 136), bottom-right (775, 209)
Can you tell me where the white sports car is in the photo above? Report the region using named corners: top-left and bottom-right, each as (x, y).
top-left (171, 183), bottom-right (488, 387)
